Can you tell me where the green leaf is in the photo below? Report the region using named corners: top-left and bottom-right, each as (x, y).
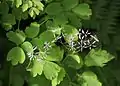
top-left (43, 61), bottom-right (61, 80)
top-left (65, 12), bottom-right (82, 28)
top-left (63, 54), bottom-right (83, 69)
top-left (45, 45), bottom-right (64, 62)
top-left (25, 22), bottom-right (40, 38)
top-left (32, 0), bottom-right (44, 10)
top-left (12, 7), bottom-right (22, 20)
top-left (21, 41), bottom-right (33, 53)
top-left (22, 3), bottom-right (29, 12)
top-left (15, 0), bottom-right (22, 8)
top-left (38, 31), bottom-right (55, 48)
top-left (27, 59), bottom-right (44, 77)
top-left (1, 14), bottom-right (16, 25)
top-left (52, 68), bottom-right (66, 86)
top-left (7, 47), bottom-right (26, 65)
top-left (29, 8), bottom-right (34, 17)
top-left (28, 1), bottom-right (33, 7)
top-left (62, 25), bottom-right (78, 42)
top-left (2, 23), bottom-right (12, 31)
top-left (6, 31), bottom-right (26, 45)
top-left (78, 71), bottom-right (102, 86)
top-left (72, 3), bottom-right (92, 19)
top-left (33, 7), bottom-right (40, 15)
top-left (46, 21), bottom-right (62, 35)
top-left (85, 49), bottom-right (115, 67)
top-left (28, 75), bottom-right (51, 86)
top-left (53, 13), bottom-right (68, 26)
top-left (32, 37), bottom-right (42, 48)
top-left (62, 0), bottom-right (79, 10)
top-left (58, 76), bottom-right (70, 86)
top-left (45, 2), bottom-right (63, 15)
top-left (0, 2), bottom-right (9, 15)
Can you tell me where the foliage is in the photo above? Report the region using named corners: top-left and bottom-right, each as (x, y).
top-left (0, 0), bottom-right (120, 86)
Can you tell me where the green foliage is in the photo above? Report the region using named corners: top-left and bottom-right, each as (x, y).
top-left (0, 0), bottom-right (119, 86)
top-left (21, 41), bottom-right (33, 53)
top-left (27, 59), bottom-right (44, 77)
top-left (6, 30), bottom-right (26, 45)
top-left (78, 71), bottom-right (102, 86)
top-left (63, 54), bottom-right (83, 69)
top-left (43, 61), bottom-right (61, 80)
top-left (25, 22), bottom-right (40, 38)
top-left (45, 2), bottom-right (63, 15)
top-left (85, 49), bottom-right (115, 67)
top-left (72, 3), bottom-right (92, 19)
top-left (7, 47), bottom-right (26, 65)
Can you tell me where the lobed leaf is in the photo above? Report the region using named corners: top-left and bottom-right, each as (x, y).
top-left (62, 0), bottom-right (79, 11)
top-left (85, 49), bottom-right (115, 67)
top-left (78, 71), bottom-right (102, 86)
top-left (43, 61), bottom-right (61, 80)
top-left (6, 31), bottom-right (26, 45)
top-left (45, 2), bottom-right (63, 15)
top-left (72, 3), bottom-right (92, 19)
top-left (27, 59), bottom-right (45, 77)
top-left (25, 22), bottom-right (40, 38)
top-left (7, 47), bottom-right (26, 65)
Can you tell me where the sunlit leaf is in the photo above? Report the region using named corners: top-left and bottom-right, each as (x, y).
top-left (22, 3), bottom-right (29, 12)
top-left (78, 71), bottom-right (102, 86)
top-left (45, 45), bottom-right (64, 62)
top-left (7, 47), bottom-right (26, 65)
top-left (62, 25), bottom-right (78, 42)
top-left (21, 41), bottom-right (33, 53)
top-left (43, 61), bottom-right (61, 80)
top-left (52, 68), bottom-right (66, 86)
top-left (85, 49), bottom-right (115, 67)
top-left (15, 0), bottom-right (22, 8)
top-left (27, 59), bottom-right (45, 77)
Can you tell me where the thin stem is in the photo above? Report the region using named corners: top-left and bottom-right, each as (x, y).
top-left (39, 19), bottom-right (48, 26)
top-left (17, 20), bottom-right (20, 30)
